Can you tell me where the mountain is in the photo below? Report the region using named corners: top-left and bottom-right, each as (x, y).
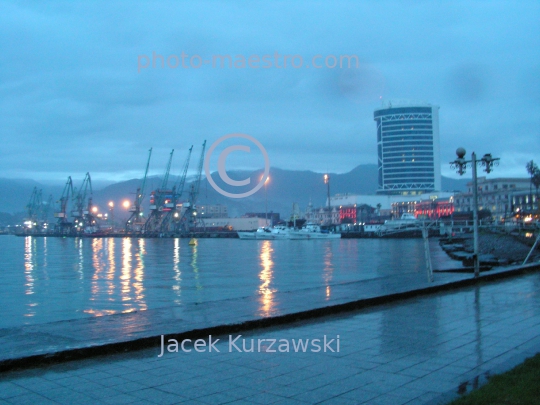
top-left (0, 178), bottom-right (64, 215)
top-left (0, 166), bottom-right (469, 222)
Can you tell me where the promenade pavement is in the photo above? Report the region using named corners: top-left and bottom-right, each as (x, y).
top-left (1, 271), bottom-right (539, 404)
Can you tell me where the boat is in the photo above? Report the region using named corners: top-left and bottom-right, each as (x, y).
top-left (237, 225), bottom-right (292, 240)
top-left (288, 223), bottom-right (341, 240)
top-left (381, 213), bottom-right (418, 230)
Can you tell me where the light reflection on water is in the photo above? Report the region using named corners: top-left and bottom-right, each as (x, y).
top-left (190, 240), bottom-right (202, 303)
top-left (258, 240), bottom-right (276, 316)
top-left (0, 236), bottom-right (454, 328)
top-left (323, 244), bottom-right (334, 300)
top-left (24, 236), bottom-right (36, 318)
top-left (173, 238), bottom-right (181, 304)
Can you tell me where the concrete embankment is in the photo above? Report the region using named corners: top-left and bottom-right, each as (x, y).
top-left (441, 230), bottom-right (539, 267)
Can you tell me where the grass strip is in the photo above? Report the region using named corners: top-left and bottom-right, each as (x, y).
top-left (449, 353), bottom-right (540, 405)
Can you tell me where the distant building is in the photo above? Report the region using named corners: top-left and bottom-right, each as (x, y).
top-left (453, 177), bottom-right (530, 220)
top-left (198, 204), bottom-right (228, 218)
top-left (511, 190), bottom-right (539, 214)
top-left (374, 101), bottom-right (441, 195)
top-left (339, 204), bottom-right (381, 224)
top-left (414, 198), bottom-right (454, 219)
top-left (304, 202), bottom-right (340, 225)
top-left (330, 192), bottom-right (454, 219)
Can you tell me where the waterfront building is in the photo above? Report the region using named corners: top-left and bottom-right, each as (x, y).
top-left (198, 204), bottom-right (228, 218)
top-left (510, 190), bottom-right (539, 214)
top-left (330, 192), bottom-right (454, 220)
top-left (453, 177), bottom-right (530, 220)
top-left (304, 202), bottom-right (340, 225)
top-left (414, 198), bottom-right (454, 219)
top-left (338, 204), bottom-right (382, 224)
top-left (374, 101), bottom-right (441, 195)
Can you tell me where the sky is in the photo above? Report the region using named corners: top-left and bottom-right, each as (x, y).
top-left (1, 1), bottom-right (539, 186)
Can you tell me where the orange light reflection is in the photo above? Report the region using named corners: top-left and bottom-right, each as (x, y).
top-left (258, 240), bottom-right (276, 316)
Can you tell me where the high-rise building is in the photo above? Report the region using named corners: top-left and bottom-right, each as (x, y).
top-left (374, 101), bottom-right (441, 195)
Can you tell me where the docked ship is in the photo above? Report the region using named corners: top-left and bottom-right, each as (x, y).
top-left (288, 223), bottom-right (341, 240)
top-left (381, 213), bottom-right (418, 230)
top-left (237, 225), bottom-right (291, 240)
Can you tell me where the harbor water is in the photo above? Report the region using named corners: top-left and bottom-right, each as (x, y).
top-left (0, 235), bottom-right (462, 329)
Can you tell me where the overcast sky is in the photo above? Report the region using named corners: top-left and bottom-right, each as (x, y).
top-left (1, 1), bottom-right (539, 185)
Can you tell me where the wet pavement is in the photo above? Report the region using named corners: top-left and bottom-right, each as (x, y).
top-left (1, 271), bottom-right (539, 404)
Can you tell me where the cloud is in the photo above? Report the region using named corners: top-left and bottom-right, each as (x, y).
top-left (0, 1), bottom-right (539, 184)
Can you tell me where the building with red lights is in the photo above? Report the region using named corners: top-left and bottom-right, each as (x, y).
top-left (414, 198), bottom-right (454, 219)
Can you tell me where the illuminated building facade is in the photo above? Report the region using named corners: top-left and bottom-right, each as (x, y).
top-left (374, 101), bottom-right (441, 195)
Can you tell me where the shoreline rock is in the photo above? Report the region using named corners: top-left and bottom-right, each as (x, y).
top-left (461, 232), bottom-right (538, 264)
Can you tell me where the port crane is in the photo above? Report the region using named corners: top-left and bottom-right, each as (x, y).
top-left (143, 149), bottom-right (174, 236)
top-left (159, 145), bottom-right (193, 235)
top-left (54, 176), bottom-right (74, 234)
top-left (177, 140), bottom-right (206, 235)
top-left (24, 187), bottom-right (43, 233)
top-left (71, 173), bottom-right (96, 233)
top-left (126, 148), bottom-right (153, 233)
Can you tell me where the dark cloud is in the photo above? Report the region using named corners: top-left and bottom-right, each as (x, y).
top-left (446, 64), bottom-right (488, 102)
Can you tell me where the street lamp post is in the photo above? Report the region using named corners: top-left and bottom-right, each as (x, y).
top-left (450, 148), bottom-right (499, 278)
top-left (108, 201), bottom-right (114, 230)
top-left (264, 176), bottom-right (270, 227)
top-left (324, 174), bottom-right (330, 224)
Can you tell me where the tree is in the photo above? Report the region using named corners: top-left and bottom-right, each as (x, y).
top-left (525, 160), bottom-right (538, 210)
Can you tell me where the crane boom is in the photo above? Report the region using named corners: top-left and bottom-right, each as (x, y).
top-left (26, 187), bottom-right (42, 219)
top-left (55, 176), bottom-right (74, 234)
top-left (126, 148), bottom-right (153, 233)
top-left (190, 140), bottom-right (206, 206)
top-left (138, 148), bottom-right (152, 208)
top-left (73, 173), bottom-right (92, 217)
top-left (174, 146), bottom-right (193, 202)
top-left (162, 149), bottom-right (174, 190)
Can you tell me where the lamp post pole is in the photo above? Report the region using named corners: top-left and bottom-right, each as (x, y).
top-left (263, 176), bottom-right (270, 227)
top-left (450, 148), bottom-right (499, 279)
top-left (471, 152), bottom-right (479, 278)
top-left (108, 201), bottom-right (114, 231)
top-left (265, 180), bottom-right (268, 227)
top-left (324, 174), bottom-right (330, 224)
